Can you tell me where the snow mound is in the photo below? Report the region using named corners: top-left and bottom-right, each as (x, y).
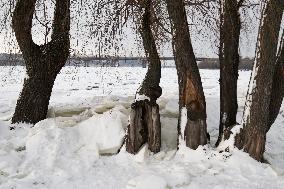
top-left (133, 144), bottom-right (150, 163)
top-left (75, 107), bottom-right (127, 154)
top-left (24, 119), bottom-right (96, 173)
top-left (23, 107), bottom-right (127, 173)
top-left (126, 174), bottom-right (169, 189)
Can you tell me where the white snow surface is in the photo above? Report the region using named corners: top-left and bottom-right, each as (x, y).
top-left (135, 94), bottom-right (150, 102)
top-left (0, 66), bottom-right (284, 189)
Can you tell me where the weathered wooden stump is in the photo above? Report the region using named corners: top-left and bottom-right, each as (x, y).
top-left (126, 100), bottom-right (161, 154)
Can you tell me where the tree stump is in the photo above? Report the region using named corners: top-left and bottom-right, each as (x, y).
top-left (126, 100), bottom-right (161, 154)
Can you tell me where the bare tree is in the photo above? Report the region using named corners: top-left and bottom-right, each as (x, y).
top-left (235, 0), bottom-right (284, 161)
top-left (166, 0), bottom-right (208, 149)
top-left (126, 0), bottom-right (162, 154)
top-left (11, 0), bottom-right (70, 124)
top-left (216, 0), bottom-right (242, 146)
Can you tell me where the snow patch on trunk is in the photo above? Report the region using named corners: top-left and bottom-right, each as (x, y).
top-left (180, 107), bottom-right (187, 139)
top-left (135, 94), bottom-right (150, 102)
top-left (222, 112), bottom-right (227, 124)
top-left (24, 72), bottom-right (29, 80)
top-left (218, 124), bottom-right (242, 151)
top-left (178, 107), bottom-right (187, 148)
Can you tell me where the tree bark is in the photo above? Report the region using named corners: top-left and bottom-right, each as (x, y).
top-left (216, 0), bottom-right (241, 146)
top-left (166, 0), bottom-right (208, 149)
top-left (126, 0), bottom-right (161, 154)
top-left (235, 0), bottom-right (284, 161)
top-left (11, 0), bottom-right (70, 124)
top-left (268, 31), bottom-right (284, 129)
top-left (126, 101), bottom-right (147, 154)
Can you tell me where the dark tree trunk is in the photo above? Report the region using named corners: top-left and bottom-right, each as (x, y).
top-left (216, 0), bottom-right (241, 146)
top-left (235, 1), bottom-right (284, 161)
top-left (268, 31), bottom-right (284, 129)
top-left (166, 0), bottom-right (208, 149)
top-left (12, 71), bottom-right (57, 124)
top-left (126, 0), bottom-right (162, 154)
top-left (11, 0), bottom-right (70, 124)
top-left (136, 1), bottom-right (162, 100)
top-left (126, 100), bottom-right (161, 154)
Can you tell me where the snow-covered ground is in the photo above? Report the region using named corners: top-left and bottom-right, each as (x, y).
top-left (0, 66), bottom-right (283, 189)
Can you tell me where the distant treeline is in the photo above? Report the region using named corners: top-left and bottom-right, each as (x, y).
top-left (197, 58), bottom-right (253, 70)
top-left (0, 53), bottom-right (253, 70)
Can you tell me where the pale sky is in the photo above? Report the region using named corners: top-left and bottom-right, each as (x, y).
top-left (0, 1), bottom-right (270, 59)
top-left (0, 23), bottom-right (259, 58)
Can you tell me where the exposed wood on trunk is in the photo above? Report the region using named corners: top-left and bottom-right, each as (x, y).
top-left (166, 0), bottom-right (208, 149)
top-left (126, 101), bottom-right (147, 154)
top-left (11, 0), bottom-right (70, 124)
top-left (145, 102), bottom-right (161, 153)
top-left (216, 0), bottom-right (241, 146)
top-left (126, 0), bottom-right (162, 154)
top-left (235, 0), bottom-right (284, 161)
top-left (126, 100), bottom-right (161, 153)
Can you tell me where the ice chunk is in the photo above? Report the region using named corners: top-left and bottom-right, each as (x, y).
top-left (126, 174), bottom-right (168, 189)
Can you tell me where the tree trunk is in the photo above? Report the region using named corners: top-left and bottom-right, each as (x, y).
top-left (126, 101), bottom-right (148, 154)
top-left (166, 0), bottom-right (208, 149)
top-left (126, 0), bottom-right (162, 154)
top-left (11, 0), bottom-right (70, 124)
top-left (216, 0), bottom-right (241, 146)
top-left (268, 31), bottom-right (284, 129)
top-left (235, 0), bottom-right (284, 161)
top-left (12, 70), bottom-right (56, 124)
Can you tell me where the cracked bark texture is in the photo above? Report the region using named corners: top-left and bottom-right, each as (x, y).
top-left (235, 0), bottom-right (284, 161)
top-left (268, 31), bottom-right (284, 130)
top-left (216, 0), bottom-right (241, 146)
top-left (166, 0), bottom-right (208, 149)
top-left (12, 0), bottom-right (70, 124)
